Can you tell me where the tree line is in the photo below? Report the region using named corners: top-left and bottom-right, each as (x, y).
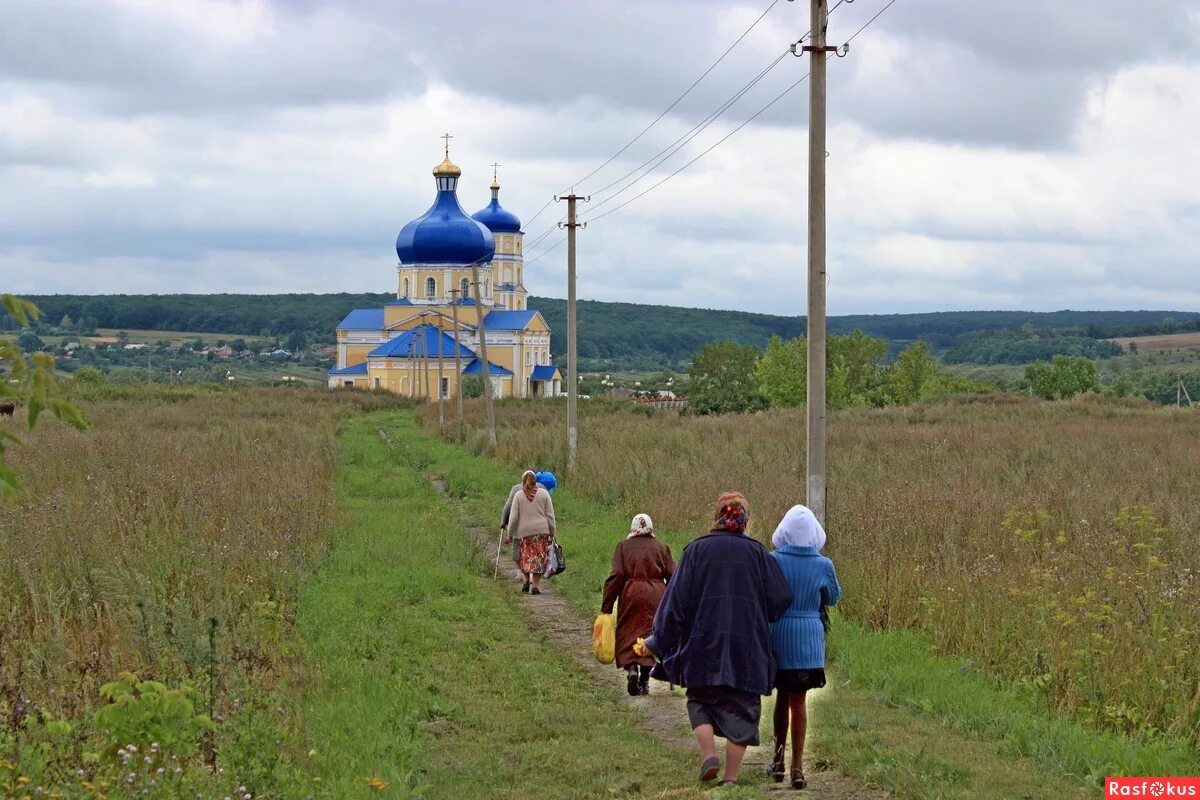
top-left (8, 294), bottom-right (1200, 373)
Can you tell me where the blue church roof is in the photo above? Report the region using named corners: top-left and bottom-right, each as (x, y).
top-left (368, 324), bottom-right (475, 359)
top-left (462, 358), bottom-right (514, 376)
top-left (472, 184), bottom-right (522, 233)
top-left (386, 297), bottom-right (414, 306)
top-left (396, 159), bottom-right (496, 266)
top-left (483, 309), bottom-right (540, 330)
top-left (328, 362), bottom-right (368, 375)
top-left (336, 308), bottom-right (384, 330)
top-left (530, 365), bottom-right (560, 381)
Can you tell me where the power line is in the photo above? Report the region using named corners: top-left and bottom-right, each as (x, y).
top-left (521, 0), bottom-right (787, 238)
top-left (582, 50), bottom-right (790, 216)
top-left (575, 0), bottom-right (857, 221)
top-left (580, 0), bottom-right (903, 226)
top-left (560, 0), bottom-right (784, 196)
top-left (524, 236), bottom-right (567, 268)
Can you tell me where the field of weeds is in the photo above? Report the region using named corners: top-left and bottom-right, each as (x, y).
top-left (420, 396), bottom-right (1200, 747)
top-left (0, 385), bottom-right (403, 797)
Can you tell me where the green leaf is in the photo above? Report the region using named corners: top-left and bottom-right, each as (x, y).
top-left (1, 294), bottom-right (41, 327)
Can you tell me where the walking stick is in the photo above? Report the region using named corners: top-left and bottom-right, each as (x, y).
top-left (494, 529), bottom-right (504, 579)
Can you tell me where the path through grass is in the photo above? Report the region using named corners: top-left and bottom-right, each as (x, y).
top-left (300, 411), bottom-right (724, 799)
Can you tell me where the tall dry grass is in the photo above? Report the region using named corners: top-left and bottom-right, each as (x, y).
top-left (421, 395), bottom-right (1200, 743)
top-left (0, 386), bottom-right (402, 727)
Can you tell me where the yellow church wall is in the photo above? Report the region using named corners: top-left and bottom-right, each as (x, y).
top-left (344, 344), bottom-right (374, 366)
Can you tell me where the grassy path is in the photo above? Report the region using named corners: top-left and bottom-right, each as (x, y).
top-left (299, 411), bottom-right (728, 799)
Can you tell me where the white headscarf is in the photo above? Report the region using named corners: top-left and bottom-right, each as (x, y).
top-left (771, 505), bottom-right (826, 550)
top-left (628, 513), bottom-right (654, 538)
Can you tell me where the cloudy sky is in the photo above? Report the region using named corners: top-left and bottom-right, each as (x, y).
top-left (2, 0), bottom-right (1198, 315)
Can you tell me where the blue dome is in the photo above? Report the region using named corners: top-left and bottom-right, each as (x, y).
top-left (396, 159), bottom-right (496, 265)
top-left (472, 184), bottom-right (522, 233)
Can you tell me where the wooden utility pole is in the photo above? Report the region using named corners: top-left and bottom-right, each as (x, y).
top-left (805, 0), bottom-right (831, 526)
top-left (449, 288), bottom-right (464, 421)
top-left (557, 192), bottom-right (588, 472)
top-left (471, 265), bottom-right (497, 446)
top-left (436, 319), bottom-right (445, 427)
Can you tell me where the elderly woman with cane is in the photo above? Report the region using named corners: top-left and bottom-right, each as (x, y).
top-left (636, 492), bottom-right (792, 787)
top-left (502, 470), bottom-right (557, 595)
top-left (601, 513), bottom-right (675, 696)
top-left (768, 504), bottom-right (842, 790)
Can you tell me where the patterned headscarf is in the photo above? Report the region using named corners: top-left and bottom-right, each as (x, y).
top-left (521, 470), bottom-right (538, 502)
top-left (713, 491), bottom-right (749, 533)
top-left (628, 513), bottom-right (654, 538)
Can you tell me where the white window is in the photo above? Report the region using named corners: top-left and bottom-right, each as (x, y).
top-left (403, 277), bottom-right (410, 297)
top-left (516, 267), bottom-right (522, 285)
top-left (516, 238), bottom-right (522, 255)
top-left (460, 277), bottom-right (470, 298)
top-left (425, 277), bottom-right (437, 298)
top-left (373, 376), bottom-right (381, 389)
top-left (440, 377), bottom-right (449, 398)
top-left (525, 351), bottom-right (532, 366)
top-left (485, 278), bottom-right (490, 296)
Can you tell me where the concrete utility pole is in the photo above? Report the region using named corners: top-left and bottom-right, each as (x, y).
top-left (805, 0), bottom-right (832, 526)
top-left (557, 192), bottom-right (588, 472)
top-left (471, 265), bottom-right (497, 446)
top-left (448, 288), bottom-right (464, 421)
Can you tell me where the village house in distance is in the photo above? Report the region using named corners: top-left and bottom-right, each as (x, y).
top-left (328, 145), bottom-right (561, 399)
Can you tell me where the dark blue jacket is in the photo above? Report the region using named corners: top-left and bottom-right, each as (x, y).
top-left (644, 530), bottom-right (793, 695)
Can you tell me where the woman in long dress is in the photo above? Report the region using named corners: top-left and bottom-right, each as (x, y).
top-left (601, 514), bottom-right (675, 696)
top-left (503, 470), bottom-right (557, 595)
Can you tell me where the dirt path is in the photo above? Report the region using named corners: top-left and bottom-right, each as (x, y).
top-left (431, 476), bottom-right (892, 799)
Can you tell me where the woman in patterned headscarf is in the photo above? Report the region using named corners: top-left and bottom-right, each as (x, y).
top-left (637, 492), bottom-right (792, 787)
top-left (601, 514), bottom-right (676, 696)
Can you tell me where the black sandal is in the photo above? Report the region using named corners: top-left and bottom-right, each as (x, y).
top-left (770, 744), bottom-right (786, 782)
top-left (791, 767), bottom-right (806, 790)
top-left (530, 587), bottom-right (541, 595)
top-left (521, 581), bottom-right (530, 593)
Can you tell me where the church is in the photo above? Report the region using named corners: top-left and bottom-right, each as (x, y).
top-left (328, 145), bottom-right (561, 400)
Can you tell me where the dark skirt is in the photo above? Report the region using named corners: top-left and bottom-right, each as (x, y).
top-left (685, 686), bottom-right (761, 746)
top-left (774, 668), bottom-right (826, 693)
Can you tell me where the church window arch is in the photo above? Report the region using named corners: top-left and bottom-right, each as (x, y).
top-left (425, 277), bottom-right (437, 298)
top-left (403, 277), bottom-right (410, 297)
top-left (461, 277), bottom-right (470, 299)
top-left (485, 278), bottom-right (490, 296)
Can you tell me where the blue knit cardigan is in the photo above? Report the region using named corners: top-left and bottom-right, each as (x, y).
top-left (769, 545), bottom-right (842, 670)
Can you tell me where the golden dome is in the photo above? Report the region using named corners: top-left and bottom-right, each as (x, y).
top-left (489, 179), bottom-right (500, 190)
top-left (433, 155), bottom-right (462, 177)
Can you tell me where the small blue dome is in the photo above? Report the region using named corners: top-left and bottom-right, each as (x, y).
top-left (396, 159), bottom-right (496, 265)
top-left (472, 184), bottom-right (522, 233)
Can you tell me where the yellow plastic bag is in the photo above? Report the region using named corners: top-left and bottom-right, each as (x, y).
top-left (592, 613), bottom-right (615, 664)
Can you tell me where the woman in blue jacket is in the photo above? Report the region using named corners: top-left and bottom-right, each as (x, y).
top-left (768, 504), bottom-right (842, 790)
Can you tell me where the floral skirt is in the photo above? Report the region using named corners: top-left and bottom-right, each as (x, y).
top-left (518, 534), bottom-right (553, 575)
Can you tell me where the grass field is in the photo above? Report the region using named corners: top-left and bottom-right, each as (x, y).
top-left (5, 385), bottom-right (1197, 798)
top-left (0, 387), bottom-right (403, 797)
top-left (393, 410), bottom-right (1197, 794)
top-left (417, 396), bottom-right (1200, 752)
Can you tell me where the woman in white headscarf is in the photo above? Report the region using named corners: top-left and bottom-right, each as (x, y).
top-left (600, 513), bottom-right (676, 695)
top-left (767, 505), bottom-right (842, 790)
